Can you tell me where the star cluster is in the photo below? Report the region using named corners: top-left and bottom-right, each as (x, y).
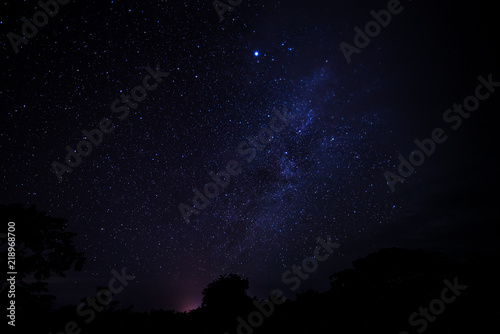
top-left (1, 0), bottom-right (499, 312)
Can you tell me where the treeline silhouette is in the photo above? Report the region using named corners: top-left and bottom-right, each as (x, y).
top-left (2, 204), bottom-right (499, 333)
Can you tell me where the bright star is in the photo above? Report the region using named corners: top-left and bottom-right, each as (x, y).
top-left (254, 51), bottom-right (259, 56)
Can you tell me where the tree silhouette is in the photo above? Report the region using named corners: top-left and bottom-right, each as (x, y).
top-left (0, 204), bottom-right (85, 332)
top-left (196, 273), bottom-right (254, 333)
top-left (201, 273), bottom-right (252, 310)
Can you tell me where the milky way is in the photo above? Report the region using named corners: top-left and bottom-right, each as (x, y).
top-left (1, 0), bottom-right (498, 312)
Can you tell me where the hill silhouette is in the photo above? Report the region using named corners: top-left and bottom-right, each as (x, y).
top-left (2, 204), bottom-right (498, 333)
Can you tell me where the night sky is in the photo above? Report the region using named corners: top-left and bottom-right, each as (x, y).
top-left (1, 0), bottom-right (499, 313)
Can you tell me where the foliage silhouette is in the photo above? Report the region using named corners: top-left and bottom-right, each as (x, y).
top-left (3, 207), bottom-right (498, 334)
top-left (1, 204), bottom-right (85, 332)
